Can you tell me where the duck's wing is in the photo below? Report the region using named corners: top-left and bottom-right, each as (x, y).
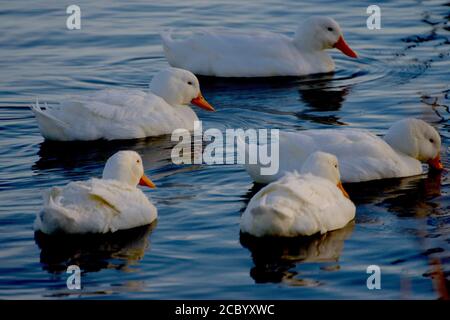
top-left (65, 89), bottom-right (164, 121)
top-left (162, 29), bottom-right (298, 77)
top-left (300, 129), bottom-right (423, 182)
top-left (245, 128), bottom-right (422, 184)
top-left (31, 89), bottom-right (172, 141)
top-left (87, 179), bottom-right (157, 232)
top-left (36, 179), bottom-right (156, 234)
top-left (286, 174), bottom-right (356, 234)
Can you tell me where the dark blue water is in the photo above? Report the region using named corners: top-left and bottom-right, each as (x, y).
top-left (0, 0), bottom-right (449, 299)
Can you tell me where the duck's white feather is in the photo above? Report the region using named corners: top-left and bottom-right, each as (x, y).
top-left (34, 178), bottom-right (157, 234)
top-left (162, 30), bottom-right (334, 77)
top-left (31, 89), bottom-right (197, 141)
top-left (245, 129), bottom-right (422, 184)
top-left (240, 172), bottom-right (355, 237)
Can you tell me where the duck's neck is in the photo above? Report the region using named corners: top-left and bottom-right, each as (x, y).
top-left (149, 83), bottom-right (181, 107)
top-left (292, 40), bottom-right (334, 73)
top-left (383, 135), bottom-right (416, 159)
top-left (293, 28), bottom-right (323, 53)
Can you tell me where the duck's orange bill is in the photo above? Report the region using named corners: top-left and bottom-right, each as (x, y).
top-left (428, 154), bottom-right (444, 171)
top-left (191, 92), bottom-right (215, 112)
top-left (337, 181), bottom-right (350, 199)
top-left (333, 36), bottom-right (358, 58)
top-left (139, 175), bottom-right (156, 188)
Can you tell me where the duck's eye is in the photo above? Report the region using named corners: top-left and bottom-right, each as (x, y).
top-left (136, 159), bottom-right (140, 163)
top-left (327, 27), bottom-right (334, 32)
top-left (187, 81), bottom-right (193, 85)
top-left (334, 164), bottom-right (338, 168)
top-left (429, 138), bottom-right (434, 143)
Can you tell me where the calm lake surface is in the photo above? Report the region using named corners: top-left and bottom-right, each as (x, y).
top-left (0, 0), bottom-right (449, 299)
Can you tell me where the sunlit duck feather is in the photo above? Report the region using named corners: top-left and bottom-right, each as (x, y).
top-left (245, 118), bottom-right (443, 184)
top-left (30, 68), bottom-right (215, 141)
top-left (241, 152), bottom-right (355, 237)
top-left (34, 151), bottom-right (157, 234)
top-left (162, 16), bottom-right (357, 77)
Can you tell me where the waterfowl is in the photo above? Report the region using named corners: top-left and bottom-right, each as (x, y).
top-left (241, 152), bottom-right (355, 237)
top-left (245, 118), bottom-right (443, 184)
top-left (31, 68), bottom-right (215, 141)
top-left (162, 16), bottom-right (357, 77)
top-left (34, 151), bottom-right (157, 234)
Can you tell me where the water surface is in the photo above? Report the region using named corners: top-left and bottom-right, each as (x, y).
top-left (0, 0), bottom-right (449, 299)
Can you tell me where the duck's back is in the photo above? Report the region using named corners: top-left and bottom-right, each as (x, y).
top-left (245, 129), bottom-right (422, 183)
top-left (287, 129), bottom-right (423, 182)
top-left (240, 173), bottom-right (355, 237)
top-left (162, 30), bottom-right (322, 77)
top-left (34, 178), bottom-right (157, 234)
top-left (31, 89), bottom-right (198, 141)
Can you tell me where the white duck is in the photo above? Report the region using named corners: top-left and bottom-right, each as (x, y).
top-left (34, 151), bottom-right (157, 234)
top-left (31, 68), bottom-right (215, 141)
top-left (241, 152), bottom-right (355, 237)
top-left (245, 118), bottom-right (443, 184)
top-left (162, 16), bottom-right (357, 77)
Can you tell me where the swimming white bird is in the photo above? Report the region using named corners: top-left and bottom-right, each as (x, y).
top-left (162, 16), bottom-right (357, 77)
top-left (34, 151), bottom-right (157, 234)
top-left (31, 68), bottom-right (215, 141)
top-left (241, 152), bottom-right (355, 237)
top-left (245, 118), bottom-right (443, 184)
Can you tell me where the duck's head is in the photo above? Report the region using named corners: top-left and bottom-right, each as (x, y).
top-left (149, 67), bottom-right (215, 111)
top-left (294, 16), bottom-right (357, 58)
top-left (384, 118), bottom-right (443, 171)
top-left (300, 151), bottom-right (349, 198)
top-left (102, 151), bottom-right (156, 188)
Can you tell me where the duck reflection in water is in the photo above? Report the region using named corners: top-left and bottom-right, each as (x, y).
top-left (33, 136), bottom-right (176, 173)
top-left (345, 170), bottom-right (443, 217)
top-left (35, 222), bottom-right (156, 274)
top-left (295, 73), bottom-right (350, 126)
top-left (198, 73), bottom-right (350, 126)
top-left (240, 222), bottom-right (355, 285)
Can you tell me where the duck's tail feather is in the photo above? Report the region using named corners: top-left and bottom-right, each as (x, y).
top-left (161, 29), bottom-right (181, 66)
top-left (160, 29), bottom-right (175, 49)
top-left (30, 98), bottom-right (70, 141)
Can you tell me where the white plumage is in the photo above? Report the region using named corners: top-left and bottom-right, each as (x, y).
top-left (162, 16), bottom-right (357, 77)
top-left (34, 151), bottom-right (157, 234)
top-left (245, 118), bottom-right (443, 183)
top-left (241, 152), bottom-right (355, 237)
top-left (30, 68), bottom-right (215, 141)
